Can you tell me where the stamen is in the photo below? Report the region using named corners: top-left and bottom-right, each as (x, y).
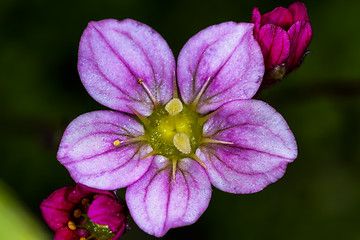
top-left (113, 136), bottom-right (147, 147)
top-left (198, 107), bottom-right (223, 125)
top-left (173, 133), bottom-right (191, 154)
top-left (73, 209), bottom-right (82, 218)
top-left (165, 98), bottom-right (183, 116)
top-left (141, 149), bottom-right (158, 160)
top-left (128, 105), bottom-right (149, 125)
top-left (81, 198), bottom-right (90, 206)
top-left (190, 76), bottom-right (212, 109)
top-left (200, 138), bottom-right (233, 145)
top-left (138, 78), bottom-right (159, 108)
top-left (80, 237), bottom-right (87, 240)
top-left (67, 221), bottom-right (77, 231)
top-left (172, 159), bottom-right (177, 184)
top-left (190, 153), bottom-right (207, 170)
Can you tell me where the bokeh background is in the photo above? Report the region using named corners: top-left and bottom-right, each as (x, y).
top-left (1, 0), bottom-right (359, 239)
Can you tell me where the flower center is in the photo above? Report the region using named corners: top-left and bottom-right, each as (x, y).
top-left (145, 98), bottom-right (203, 159)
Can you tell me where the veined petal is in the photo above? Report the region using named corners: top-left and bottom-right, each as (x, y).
top-left (261, 7), bottom-right (293, 30)
top-left (78, 19), bottom-right (175, 116)
top-left (54, 227), bottom-right (82, 240)
top-left (57, 110), bottom-right (153, 190)
top-left (251, 7), bottom-right (261, 39)
top-left (177, 22), bottom-right (264, 114)
top-left (201, 100), bottom-right (297, 194)
top-left (40, 186), bottom-right (75, 231)
top-left (288, 2), bottom-right (310, 22)
top-left (258, 24), bottom-right (290, 71)
top-left (126, 156), bottom-right (211, 237)
top-left (286, 20), bottom-right (312, 72)
top-left (67, 183), bottom-right (114, 203)
top-left (88, 195), bottom-right (126, 236)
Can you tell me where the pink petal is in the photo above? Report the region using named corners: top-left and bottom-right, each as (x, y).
top-left (54, 227), bottom-right (82, 240)
top-left (40, 186), bottom-right (75, 231)
top-left (288, 2), bottom-right (310, 22)
top-left (251, 7), bottom-right (261, 39)
top-left (57, 110), bottom-right (153, 190)
top-left (78, 19), bottom-right (175, 116)
top-left (67, 184), bottom-right (114, 203)
top-left (177, 22), bottom-right (264, 114)
top-left (258, 24), bottom-right (290, 71)
top-left (88, 195), bottom-right (126, 236)
top-left (201, 100), bottom-right (297, 194)
top-left (261, 7), bottom-right (293, 30)
top-left (286, 20), bottom-right (312, 72)
top-left (126, 156), bottom-right (211, 237)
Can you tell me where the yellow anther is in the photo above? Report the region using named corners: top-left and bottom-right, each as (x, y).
top-left (93, 194), bottom-right (98, 199)
top-left (67, 221), bottom-right (77, 231)
top-left (73, 209), bottom-right (82, 218)
top-left (173, 133), bottom-right (191, 154)
top-left (80, 237), bottom-right (87, 240)
top-left (113, 140), bottom-right (121, 146)
top-left (138, 78), bottom-right (144, 84)
top-left (165, 98), bottom-right (183, 116)
top-left (81, 198), bottom-right (90, 206)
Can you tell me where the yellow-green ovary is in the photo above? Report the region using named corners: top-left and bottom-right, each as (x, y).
top-left (145, 99), bottom-right (203, 159)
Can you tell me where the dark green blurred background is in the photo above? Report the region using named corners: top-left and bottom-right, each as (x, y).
top-left (1, 0), bottom-right (359, 239)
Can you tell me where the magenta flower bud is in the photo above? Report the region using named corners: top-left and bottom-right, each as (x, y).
top-left (40, 184), bottom-right (128, 240)
top-left (251, 2), bottom-right (312, 88)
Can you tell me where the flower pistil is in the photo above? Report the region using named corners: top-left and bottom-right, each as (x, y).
top-left (112, 79), bottom-right (234, 182)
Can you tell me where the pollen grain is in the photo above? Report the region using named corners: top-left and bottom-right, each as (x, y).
top-left (113, 140), bottom-right (121, 146)
top-left (67, 221), bottom-right (77, 231)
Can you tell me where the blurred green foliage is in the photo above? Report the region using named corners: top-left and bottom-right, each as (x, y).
top-left (0, 181), bottom-right (50, 239)
top-left (1, 0), bottom-right (359, 239)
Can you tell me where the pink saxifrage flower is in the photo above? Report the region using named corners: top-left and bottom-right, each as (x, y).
top-left (40, 184), bottom-right (128, 240)
top-left (251, 2), bottom-right (312, 87)
top-left (58, 19), bottom-right (298, 237)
